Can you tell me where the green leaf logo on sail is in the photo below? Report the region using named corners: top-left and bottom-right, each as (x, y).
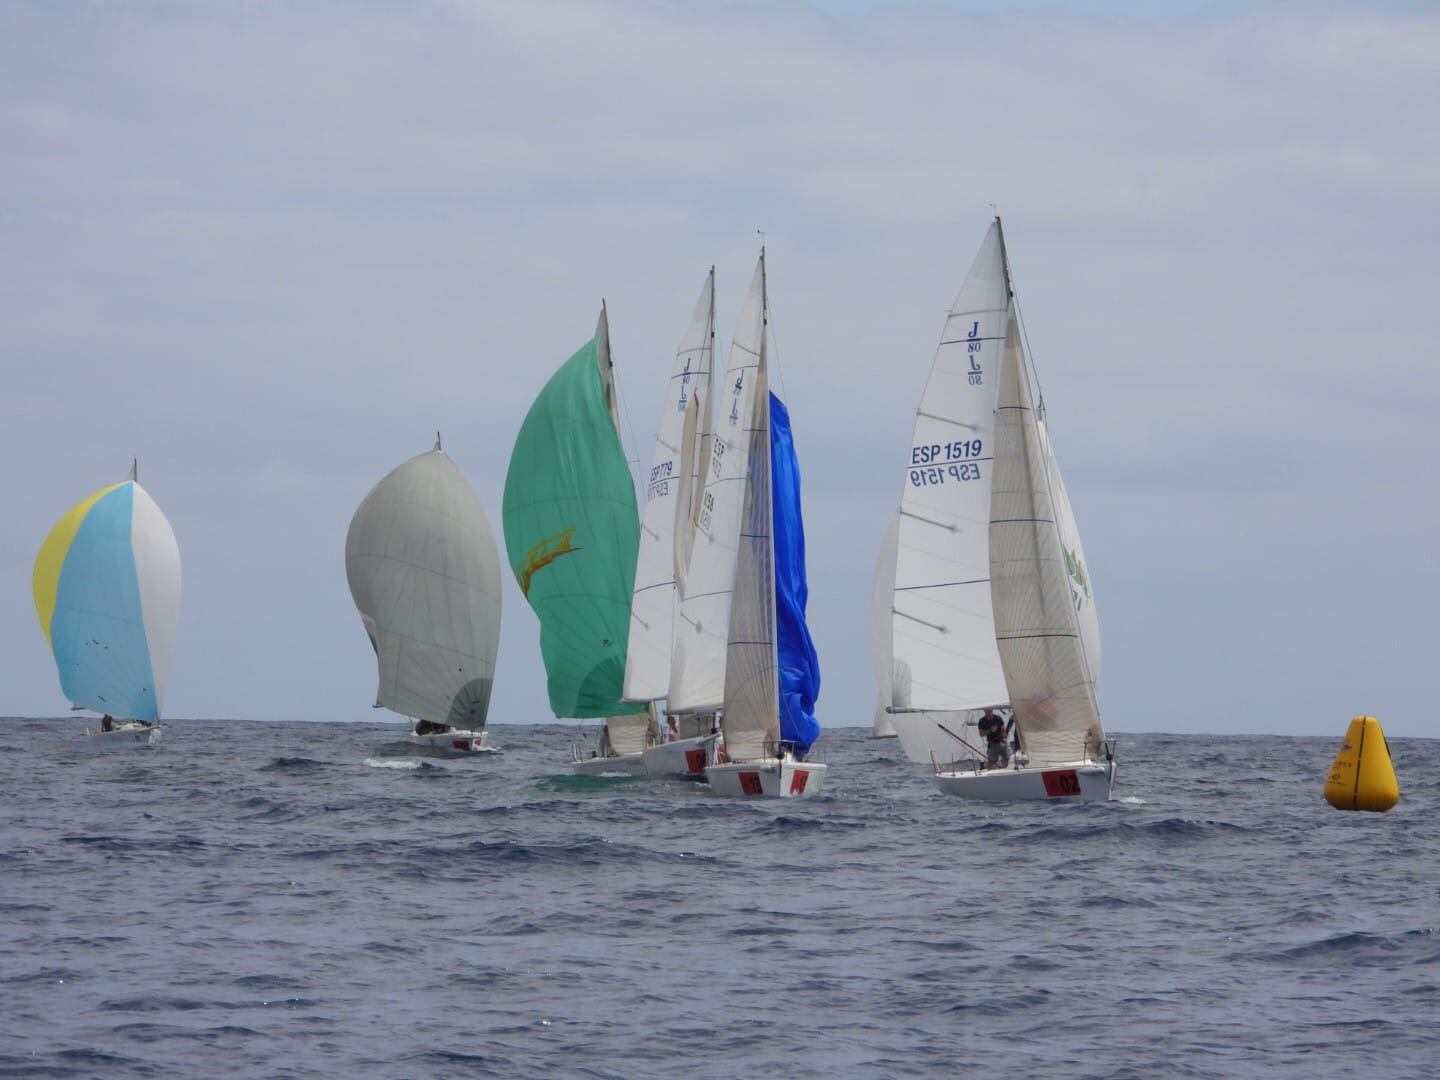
top-left (518, 527), bottom-right (582, 597)
top-left (1065, 547), bottom-right (1091, 601)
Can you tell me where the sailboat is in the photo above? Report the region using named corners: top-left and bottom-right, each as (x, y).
top-left (346, 437), bottom-right (502, 753)
top-left (503, 306), bottom-right (656, 775)
top-left (33, 462), bottom-right (181, 748)
top-left (877, 219), bottom-right (1113, 801)
top-left (669, 252), bottom-right (825, 798)
top-left (622, 269), bottom-right (726, 780)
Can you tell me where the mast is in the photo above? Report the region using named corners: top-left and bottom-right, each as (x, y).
top-left (761, 249), bottom-right (781, 743)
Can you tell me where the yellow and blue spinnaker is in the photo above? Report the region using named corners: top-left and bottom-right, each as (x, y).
top-left (33, 476), bottom-right (182, 722)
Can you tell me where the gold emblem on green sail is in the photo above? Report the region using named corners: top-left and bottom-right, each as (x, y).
top-left (1065, 547), bottom-right (1091, 600)
top-left (519, 527), bottom-right (583, 597)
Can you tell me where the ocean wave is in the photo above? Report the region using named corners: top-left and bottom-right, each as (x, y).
top-left (258, 756), bottom-right (328, 773)
top-left (1255, 928), bottom-right (1440, 967)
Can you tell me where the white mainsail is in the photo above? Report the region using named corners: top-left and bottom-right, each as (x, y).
top-left (890, 221), bottom-right (1010, 717)
top-left (669, 257), bottom-right (767, 714)
top-left (870, 515), bottom-right (899, 737)
top-left (989, 321), bottom-right (1103, 765)
top-left (623, 269), bottom-right (716, 703)
top-left (346, 444), bottom-right (502, 729)
top-left (720, 263), bottom-right (778, 763)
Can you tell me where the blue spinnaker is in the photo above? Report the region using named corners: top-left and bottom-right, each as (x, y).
top-left (769, 392), bottom-right (821, 756)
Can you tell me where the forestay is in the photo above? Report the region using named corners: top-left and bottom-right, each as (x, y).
top-left (623, 269), bottom-right (715, 704)
top-left (346, 446), bottom-right (502, 729)
top-left (33, 470), bottom-right (181, 723)
top-left (989, 321), bottom-right (1104, 765)
top-left (669, 258), bottom-right (767, 714)
top-left (891, 221), bottom-right (1009, 714)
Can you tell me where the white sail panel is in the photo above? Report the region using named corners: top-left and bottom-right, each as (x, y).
top-left (346, 448), bottom-right (502, 728)
top-left (891, 709), bottom-right (982, 765)
top-left (669, 257), bottom-right (766, 713)
top-left (892, 221), bottom-right (1010, 713)
top-left (989, 324), bottom-right (1103, 765)
top-left (623, 269), bottom-right (715, 703)
top-left (130, 484), bottom-right (182, 717)
top-left (721, 349), bottom-right (778, 762)
top-left (870, 514), bottom-right (899, 737)
top-left (1040, 421), bottom-right (1101, 685)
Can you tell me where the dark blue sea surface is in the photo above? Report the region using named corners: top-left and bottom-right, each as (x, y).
top-left (1, 720), bottom-right (1435, 1078)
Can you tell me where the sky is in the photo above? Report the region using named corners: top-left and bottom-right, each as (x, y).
top-left (1, 0), bottom-right (1436, 736)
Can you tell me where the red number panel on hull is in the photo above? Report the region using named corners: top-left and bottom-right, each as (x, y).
top-left (789, 770), bottom-right (809, 794)
top-left (739, 772), bottom-right (763, 795)
top-left (684, 748), bottom-right (707, 774)
top-left (1042, 769), bottom-right (1081, 797)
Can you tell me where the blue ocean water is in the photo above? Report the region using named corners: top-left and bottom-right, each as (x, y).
top-left (0, 720), bottom-right (1435, 1078)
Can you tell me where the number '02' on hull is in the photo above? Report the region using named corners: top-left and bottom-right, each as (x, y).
top-left (705, 758), bottom-right (827, 798)
top-left (934, 762), bottom-right (1114, 802)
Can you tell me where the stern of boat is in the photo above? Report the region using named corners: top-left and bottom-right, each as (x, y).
top-left (642, 732), bottom-right (722, 780)
top-left (706, 755), bottom-right (827, 798)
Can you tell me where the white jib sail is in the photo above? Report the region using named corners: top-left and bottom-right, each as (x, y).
top-left (346, 446), bottom-right (502, 729)
top-left (669, 256), bottom-right (766, 714)
top-left (870, 514), bottom-right (899, 737)
top-left (623, 268), bottom-right (715, 703)
top-left (989, 321), bottom-right (1103, 765)
top-left (721, 299), bottom-right (778, 764)
top-left (891, 221), bottom-right (1010, 715)
top-left (1040, 420), bottom-right (1101, 685)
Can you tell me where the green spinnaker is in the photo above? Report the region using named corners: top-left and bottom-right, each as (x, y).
top-left (502, 318), bottom-right (647, 718)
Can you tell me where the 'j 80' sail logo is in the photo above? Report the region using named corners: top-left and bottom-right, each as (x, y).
top-left (966, 321), bottom-right (983, 385)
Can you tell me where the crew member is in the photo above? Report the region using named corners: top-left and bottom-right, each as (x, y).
top-left (978, 708), bottom-right (1010, 770)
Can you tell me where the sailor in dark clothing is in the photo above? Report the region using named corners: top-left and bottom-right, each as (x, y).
top-left (978, 708), bottom-right (1010, 769)
top-left (100, 714), bottom-right (114, 732)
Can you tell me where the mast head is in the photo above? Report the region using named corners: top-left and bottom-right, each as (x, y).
top-left (434, 431), bottom-right (443, 452)
top-left (128, 458), bottom-right (138, 483)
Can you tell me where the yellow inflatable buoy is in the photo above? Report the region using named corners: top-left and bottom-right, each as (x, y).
top-left (1323, 715), bottom-right (1399, 813)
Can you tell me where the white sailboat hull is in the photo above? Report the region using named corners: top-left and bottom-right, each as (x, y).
top-left (934, 760), bottom-right (1115, 802)
top-left (642, 733), bottom-right (721, 780)
top-left (84, 724), bottom-right (161, 748)
top-left (411, 730), bottom-right (498, 754)
top-left (706, 756), bottom-right (827, 798)
top-left (571, 750), bottom-right (647, 777)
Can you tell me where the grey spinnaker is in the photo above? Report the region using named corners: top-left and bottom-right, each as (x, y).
top-left (346, 444), bottom-right (502, 729)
